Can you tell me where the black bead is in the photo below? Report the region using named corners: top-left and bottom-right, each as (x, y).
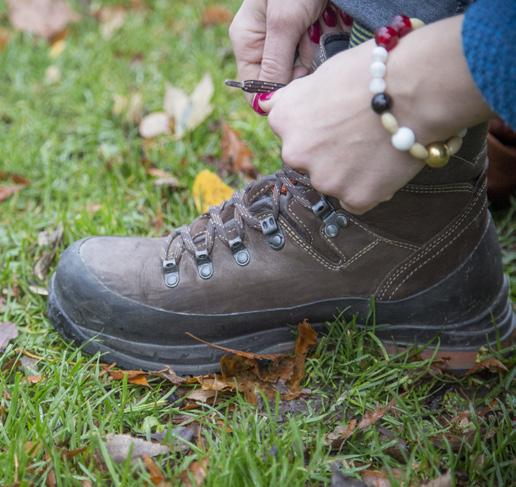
top-left (371, 92), bottom-right (392, 114)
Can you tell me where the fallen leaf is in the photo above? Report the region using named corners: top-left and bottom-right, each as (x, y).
top-left (186, 389), bottom-right (217, 404)
top-left (192, 170), bottom-right (234, 213)
top-left (357, 400), bottom-right (396, 430)
top-left (34, 224), bottom-right (64, 281)
top-left (45, 65), bottom-right (62, 84)
top-left (0, 27), bottom-right (11, 50)
top-left (325, 419), bottom-right (357, 448)
top-left (107, 369), bottom-right (149, 387)
top-left (7, 0), bottom-right (79, 41)
top-left (180, 457), bottom-right (209, 487)
top-left (147, 167), bottom-right (180, 189)
top-left (105, 434), bottom-right (169, 463)
top-left (187, 320), bottom-right (317, 404)
top-left (143, 454), bottom-right (166, 486)
top-left (0, 171), bottom-right (30, 203)
top-left (466, 357), bottom-right (508, 375)
top-left (331, 466), bottom-right (366, 487)
top-left (49, 39), bottom-right (66, 58)
top-left (29, 285), bottom-right (48, 296)
top-left (27, 375), bottom-right (43, 384)
top-left (421, 471), bottom-right (452, 487)
top-left (221, 123), bottom-right (257, 178)
top-left (113, 92), bottom-right (143, 125)
top-left (86, 203), bottom-right (102, 215)
top-left (61, 447), bottom-right (87, 459)
top-left (201, 5), bottom-right (232, 26)
top-left (0, 322), bottom-right (18, 352)
top-left (361, 470), bottom-right (391, 487)
top-left (164, 74), bottom-right (214, 139)
top-left (156, 367), bottom-right (187, 385)
top-left (139, 112), bottom-right (171, 139)
top-left (95, 6), bottom-right (126, 40)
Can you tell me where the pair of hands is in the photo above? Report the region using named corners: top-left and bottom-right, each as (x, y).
top-left (228, 0), bottom-right (422, 214)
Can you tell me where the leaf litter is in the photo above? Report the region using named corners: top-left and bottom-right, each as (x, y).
top-left (0, 171), bottom-right (30, 203)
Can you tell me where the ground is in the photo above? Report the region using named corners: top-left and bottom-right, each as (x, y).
top-left (0, 1), bottom-right (514, 486)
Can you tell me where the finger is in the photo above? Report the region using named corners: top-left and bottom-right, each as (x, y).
top-left (259, 17), bottom-right (304, 84)
top-left (256, 86), bottom-right (285, 114)
top-left (297, 33), bottom-right (316, 73)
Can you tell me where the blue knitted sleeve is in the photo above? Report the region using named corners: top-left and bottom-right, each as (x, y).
top-left (462, 0), bottom-right (516, 129)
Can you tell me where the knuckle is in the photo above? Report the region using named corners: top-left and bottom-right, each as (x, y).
top-left (267, 13), bottom-right (290, 31)
top-left (260, 55), bottom-right (285, 79)
top-left (341, 192), bottom-right (373, 214)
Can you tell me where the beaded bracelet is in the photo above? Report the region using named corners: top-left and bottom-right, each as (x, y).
top-left (368, 15), bottom-right (467, 168)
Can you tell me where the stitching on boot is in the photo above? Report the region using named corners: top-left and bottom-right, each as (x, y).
top-left (376, 181), bottom-right (486, 299)
top-left (288, 198), bottom-right (313, 243)
top-left (402, 182), bottom-right (474, 193)
top-left (348, 217), bottom-right (420, 251)
top-left (281, 220), bottom-right (343, 271)
top-left (341, 239), bottom-right (380, 269)
top-left (387, 198), bottom-right (488, 299)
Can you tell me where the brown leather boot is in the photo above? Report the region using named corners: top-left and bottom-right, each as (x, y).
top-left (48, 36), bottom-right (514, 375)
top-left (48, 125), bottom-right (514, 374)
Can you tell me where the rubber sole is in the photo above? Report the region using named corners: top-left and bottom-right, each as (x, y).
top-left (48, 273), bottom-right (514, 375)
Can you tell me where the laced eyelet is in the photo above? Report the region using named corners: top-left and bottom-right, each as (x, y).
top-left (163, 259), bottom-right (180, 288)
top-left (311, 197), bottom-right (348, 238)
top-left (195, 249), bottom-right (214, 280)
top-left (259, 215), bottom-right (285, 250)
top-left (228, 236), bottom-right (250, 266)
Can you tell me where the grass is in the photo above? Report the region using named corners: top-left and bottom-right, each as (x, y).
top-left (0, 0), bottom-right (514, 485)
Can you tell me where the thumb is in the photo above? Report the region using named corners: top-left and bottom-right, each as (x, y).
top-left (255, 87), bottom-right (283, 114)
top-left (259, 20), bottom-right (302, 84)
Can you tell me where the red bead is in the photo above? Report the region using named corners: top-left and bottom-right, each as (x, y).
top-left (374, 25), bottom-right (399, 51)
top-left (390, 15), bottom-right (412, 37)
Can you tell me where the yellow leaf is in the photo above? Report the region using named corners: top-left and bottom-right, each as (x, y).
top-left (192, 170), bottom-right (234, 213)
top-left (49, 39), bottom-right (66, 58)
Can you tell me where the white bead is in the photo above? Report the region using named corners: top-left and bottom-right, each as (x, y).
top-left (457, 128), bottom-right (468, 138)
top-left (369, 77), bottom-right (386, 94)
top-left (372, 46), bottom-right (388, 63)
top-left (446, 136), bottom-right (463, 155)
top-left (381, 112), bottom-right (399, 134)
top-left (370, 61), bottom-right (386, 78)
top-left (409, 143), bottom-right (429, 160)
top-left (391, 127), bottom-right (416, 151)
top-left (410, 18), bottom-right (425, 30)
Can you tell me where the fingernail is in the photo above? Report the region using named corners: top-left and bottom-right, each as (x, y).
top-left (339, 11), bottom-right (353, 27)
top-left (252, 92), bottom-right (272, 116)
top-left (308, 21), bottom-right (321, 44)
top-left (322, 6), bottom-right (337, 27)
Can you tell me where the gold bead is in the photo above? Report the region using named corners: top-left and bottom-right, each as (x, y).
top-left (425, 142), bottom-right (450, 168)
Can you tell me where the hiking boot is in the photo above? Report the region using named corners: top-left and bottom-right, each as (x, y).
top-left (48, 144), bottom-right (514, 375)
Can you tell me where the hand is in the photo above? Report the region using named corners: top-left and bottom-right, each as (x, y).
top-left (229, 0), bottom-right (328, 89)
top-left (259, 16), bottom-right (492, 214)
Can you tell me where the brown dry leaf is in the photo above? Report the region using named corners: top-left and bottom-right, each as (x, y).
top-left (164, 74), bottom-right (214, 139)
top-left (7, 0), bottom-right (79, 40)
top-left (221, 123), bottom-right (257, 178)
top-left (325, 419), bottom-right (357, 448)
top-left (147, 167), bottom-right (180, 189)
top-left (361, 470), bottom-right (391, 487)
top-left (143, 454), bottom-right (166, 486)
top-left (27, 375), bottom-right (43, 384)
top-left (180, 457), bottom-right (209, 487)
top-left (0, 322), bottom-right (18, 352)
top-left (139, 112), bottom-right (171, 139)
top-left (201, 5), bottom-right (232, 26)
top-left (94, 6), bottom-right (127, 39)
top-left (61, 447), bottom-right (87, 459)
top-left (87, 203), bottom-right (102, 215)
top-left (421, 471), bottom-right (452, 487)
top-left (357, 400), bottom-right (396, 430)
top-left (105, 434), bottom-right (169, 463)
top-left (107, 369), bottom-right (149, 387)
top-left (0, 171), bottom-right (30, 203)
top-left (49, 38), bottom-right (66, 58)
top-left (34, 224), bottom-right (64, 281)
top-left (188, 320), bottom-right (317, 404)
top-left (156, 367), bottom-right (187, 385)
top-left (0, 27), bottom-right (11, 50)
top-left (186, 389), bottom-right (217, 403)
top-left (192, 170), bottom-right (234, 213)
top-left (466, 357), bottom-right (508, 375)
